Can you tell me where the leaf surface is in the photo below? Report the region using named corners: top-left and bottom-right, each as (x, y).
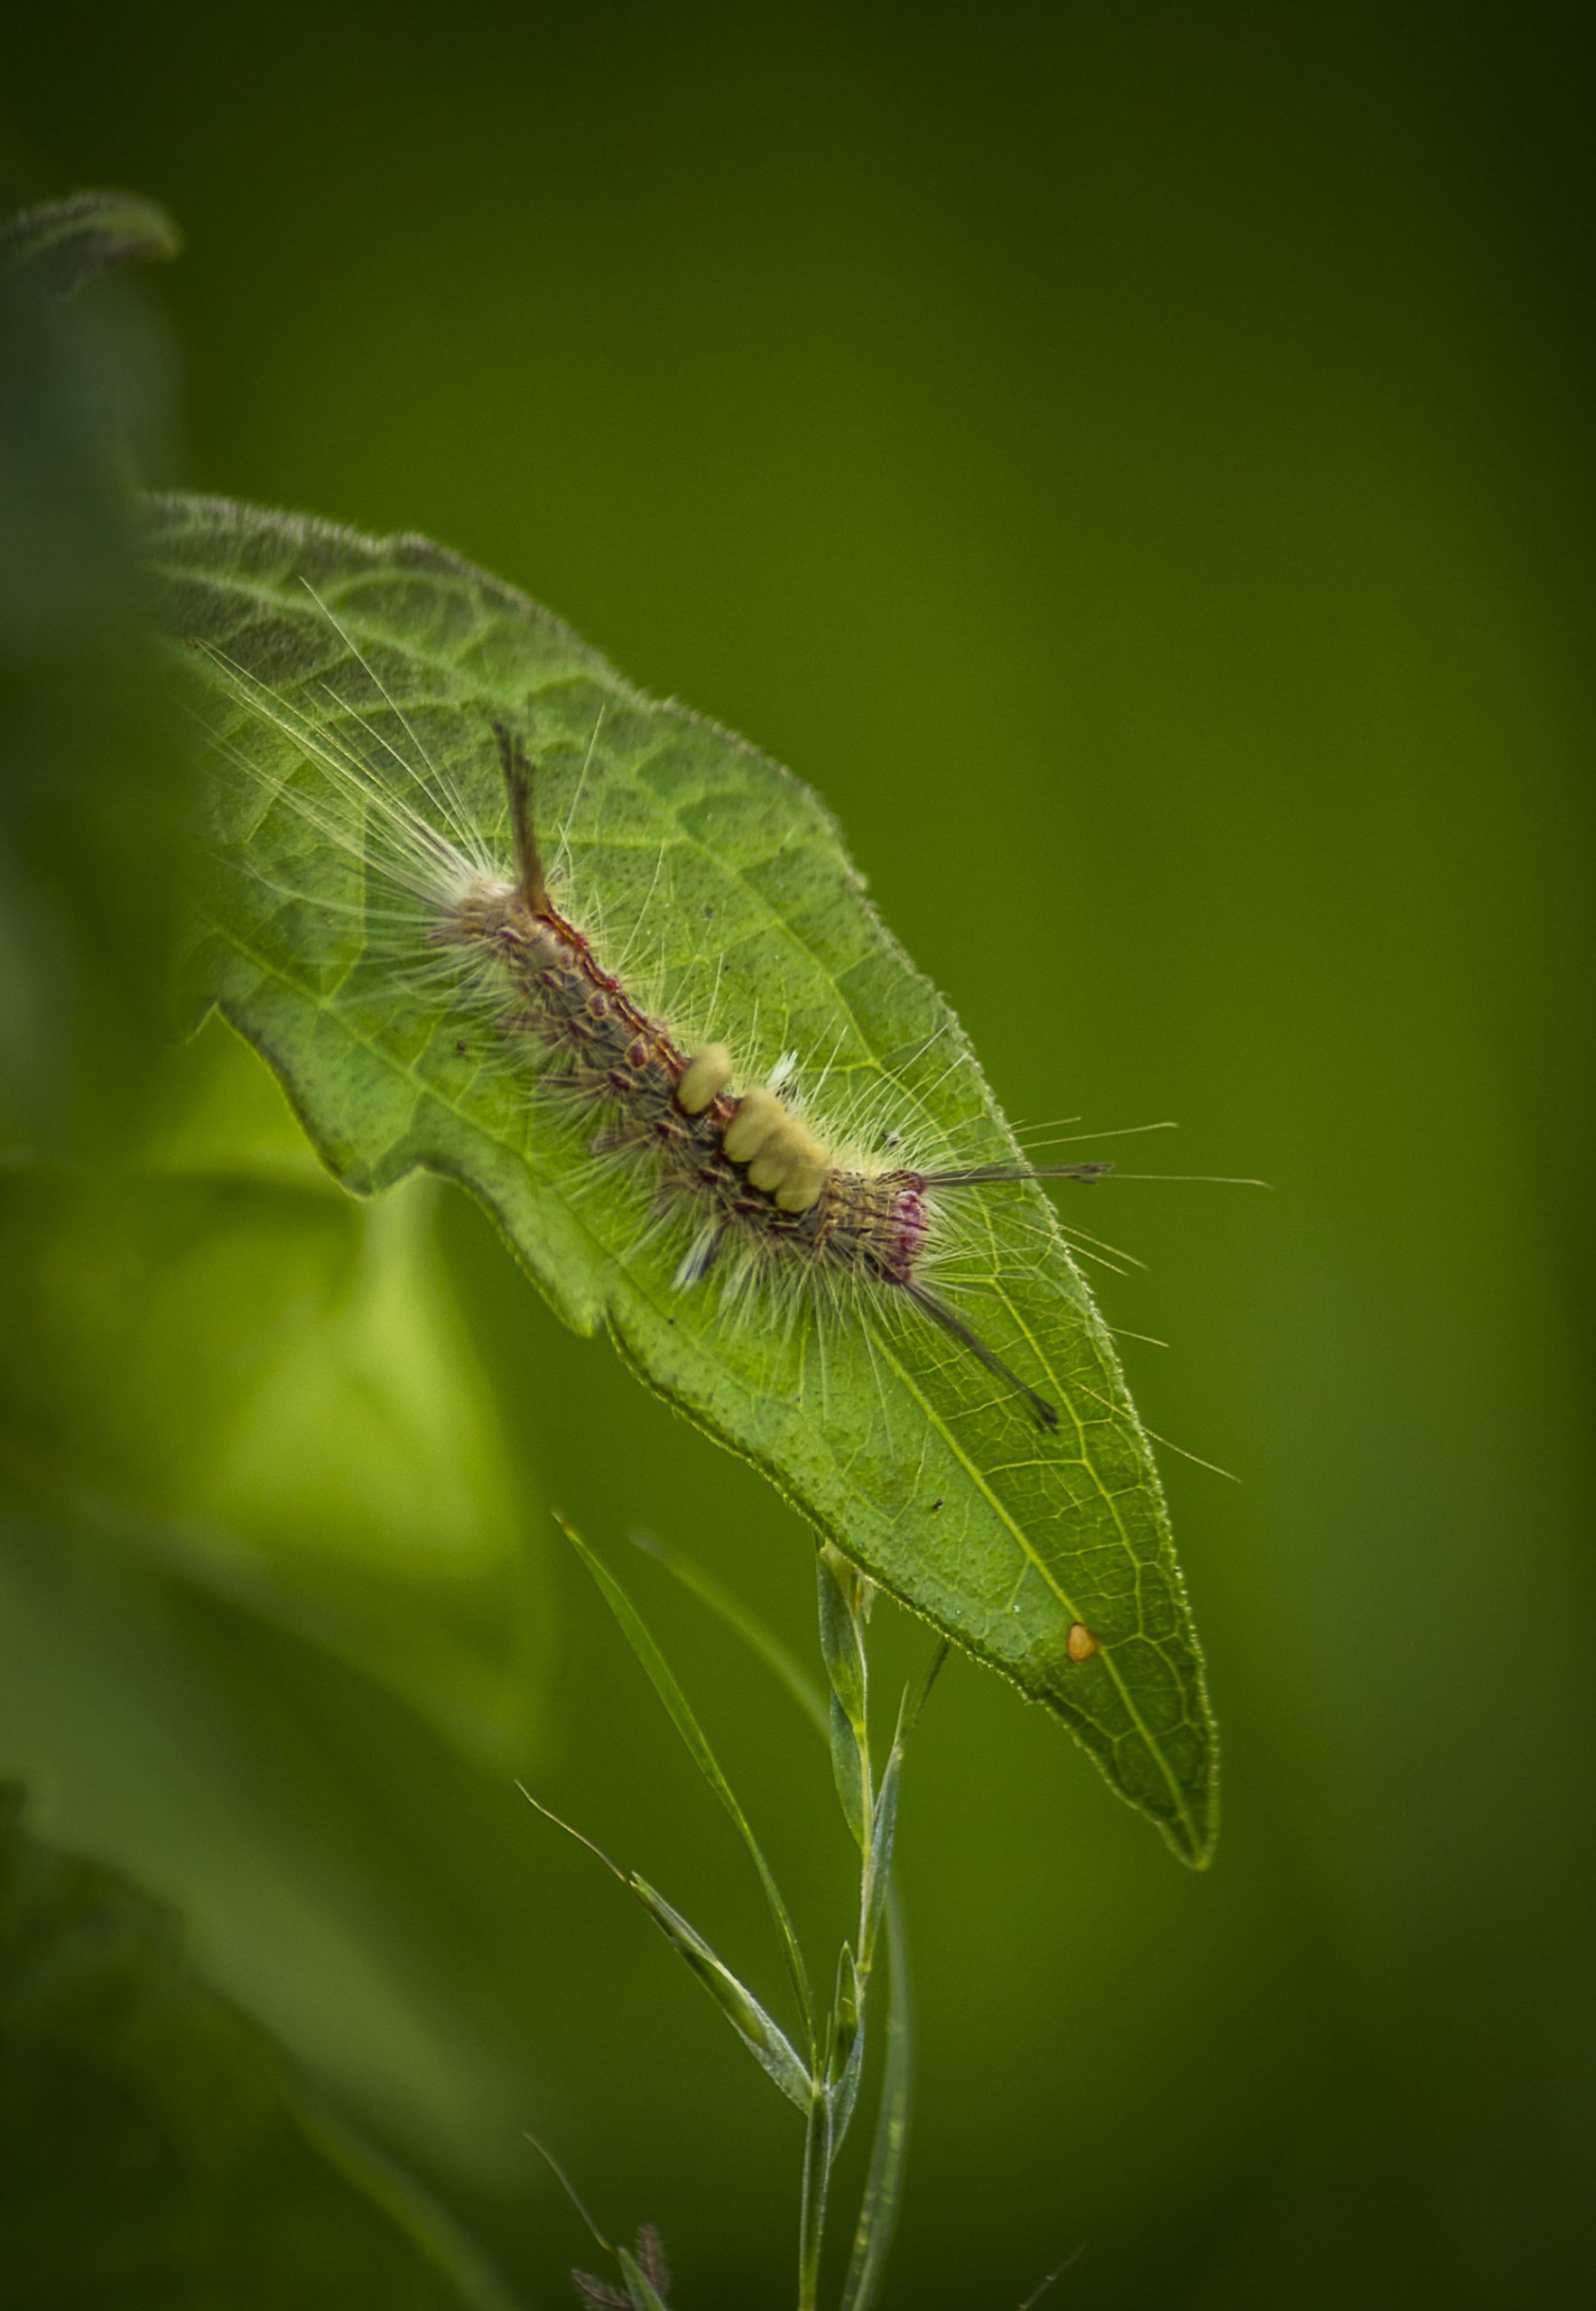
top-left (144, 493), bottom-right (1217, 1861)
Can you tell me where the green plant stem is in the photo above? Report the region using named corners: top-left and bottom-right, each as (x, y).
top-left (800, 1546), bottom-right (884, 2307)
top-left (797, 2090), bottom-right (832, 2311)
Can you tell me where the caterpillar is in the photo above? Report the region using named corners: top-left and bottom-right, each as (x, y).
top-left (199, 629), bottom-right (1128, 1436)
top-left (448, 724), bottom-right (1112, 1432)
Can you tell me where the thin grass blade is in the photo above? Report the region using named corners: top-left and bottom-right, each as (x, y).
top-left (903, 1638), bottom-right (951, 1744)
top-left (629, 1876), bottom-right (813, 2112)
top-left (630, 1528), bottom-right (828, 1738)
top-left (828, 1941), bottom-right (867, 2150)
top-left (561, 1518), bottom-right (813, 2041)
top-left (862, 1742), bottom-right (902, 1974)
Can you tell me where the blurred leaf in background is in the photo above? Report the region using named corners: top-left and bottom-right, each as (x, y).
top-left (0, 1781), bottom-right (521, 2308)
top-left (0, 1016), bottom-right (546, 1762)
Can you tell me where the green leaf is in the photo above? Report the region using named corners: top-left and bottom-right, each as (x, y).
top-left (817, 1545), bottom-right (873, 1853)
top-left (862, 1740), bottom-right (903, 1974)
top-left (562, 1520), bottom-right (813, 2039)
top-left (827, 1941), bottom-right (865, 2146)
top-left (816, 1542), bottom-right (870, 1735)
top-left (0, 188), bottom-right (181, 299)
top-left (829, 1690), bottom-right (870, 1855)
top-left (0, 1784), bottom-right (521, 2307)
top-left (144, 491), bottom-right (1217, 1863)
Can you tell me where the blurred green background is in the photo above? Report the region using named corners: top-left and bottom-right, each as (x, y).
top-left (3, 2), bottom-right (1592, 2303)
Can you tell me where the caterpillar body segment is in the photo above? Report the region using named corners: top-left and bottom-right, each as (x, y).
top-left (676, 1044), bottom-right (732, 1118)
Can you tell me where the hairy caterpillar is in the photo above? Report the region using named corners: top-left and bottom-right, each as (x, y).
top-left (203, 632), bottom-right (1135, 1437)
